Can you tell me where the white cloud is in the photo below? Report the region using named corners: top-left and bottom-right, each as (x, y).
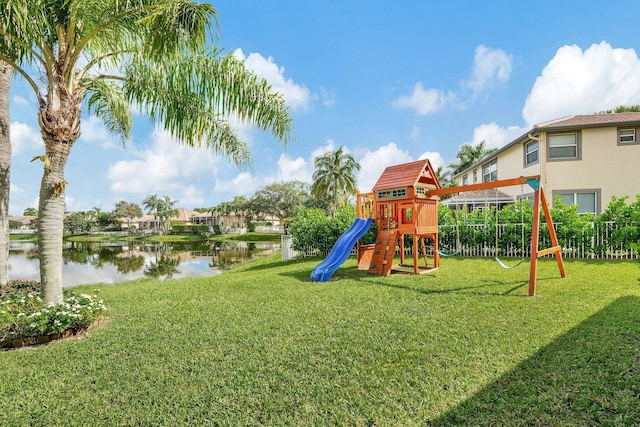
top-left (417, 151), bottom-right (445, 171)
top-left (233, 48), bottom-right (312, 111)
top-left (409, 125), bottom-right (420, 141)
top-left (470, 122), bottom-right (527, 149)
top-left (12, 95), bottom-right (29, 106)
top-left (523, 41), bottom-right (640, 126)
top-left (107, 129), bottom-right (222, 200)
top-left (276, 154), bottom-right (312, 182)
top-left (392, 82), bottom-right (456, 116)
top-left (466, 45), bottom-right (512, 94)
top-left (310, 139), bottom-right (337, 161)
top-left (357, 143), bottom-right (413, 192)
top-left (79, 116), bottom-right (119, 149)
top-left (321, 88), bottom-right (336, 107)
top-left (9, 182), bottom-right (23, 195)
top-left (10, 122), bottom-right (42, 155)
top-left (213, 172), bottom-right (262, 195)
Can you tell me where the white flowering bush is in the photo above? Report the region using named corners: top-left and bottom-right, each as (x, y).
top-left (1, 280), bottom-right (107, 343)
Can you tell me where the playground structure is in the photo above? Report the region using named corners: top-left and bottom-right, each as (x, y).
top-left (354, 159), bottom-right (565, 296)
top-left (356, 159), bottom-right (442, 276)
top-left (310, 158), bottom-right (565, 296)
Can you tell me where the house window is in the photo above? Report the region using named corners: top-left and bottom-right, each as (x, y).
top-left (618, 127), bottom-right (639, 145)
top-left (473, 170), bottom-right (478, 183)
top-left (524, 140), bottom-right (539, 166)
top-left (482, 159), bottom-right (497, 182)
top-left (548, 132), bottom-right (580, 160)
top-left (462, 174), bottom-right (468, 185)
top-left (553, 190), bottom-right (599, 214)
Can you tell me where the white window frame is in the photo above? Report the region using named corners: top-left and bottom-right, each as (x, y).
top-left (462, 174), bottom-right (468, 185)
top-left (482, 159), bottom-right (497, 182)
top-left (472, 169), bottom-right (478, 183)
top-left (547, 132), bottom-right (580, 161)
top-left (618, 127), bottom-right (639, 145)
top-left (524, 140), bottom-right (539, 166)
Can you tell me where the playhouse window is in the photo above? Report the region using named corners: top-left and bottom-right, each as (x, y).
top-left (378, 188), bottom-right (407, 199)
top-left (416, 186), bottom-right (426, 195)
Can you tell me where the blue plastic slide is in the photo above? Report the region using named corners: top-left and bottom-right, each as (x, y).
top-left (310, 217), bottom-right (373, 282)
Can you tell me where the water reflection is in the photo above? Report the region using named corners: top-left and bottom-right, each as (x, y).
top-left (8, 240), bottom-right (279, 287)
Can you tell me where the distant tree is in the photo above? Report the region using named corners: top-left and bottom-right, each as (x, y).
top-left (448, 141), bottom-right (497, 176)
top-left (249, 181), bottom-right (310, 225)
top-left (63, 212), bottom-right (92, 234)
top-left (95, 211), bottom-right (120, 231)
top-left (113, 201), bottom-right (143, 230)
top-left (311, 146), bottom-right (361, 217)
top-left (23, 207), bottom-right (38, 216)
top-left (142, 195), bottom-right (177, 234)
top-left (597, 105), bottom-right (640, 114)
top-left (9, 220), bottom-right (22, 229)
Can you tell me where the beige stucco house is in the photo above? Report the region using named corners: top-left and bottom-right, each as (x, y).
top-left (451, 112), bottom-right (640, 214)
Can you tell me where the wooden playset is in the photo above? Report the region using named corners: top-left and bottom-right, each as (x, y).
top-left (355, 159), bottom-right (565, 296)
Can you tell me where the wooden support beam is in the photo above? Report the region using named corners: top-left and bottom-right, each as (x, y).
top-left (540, 189), bottom-right (566, 278)
top-left (425, 175), bottom-right (540, 197)
top-left (529, 188), bottom-right (541, 296)
top-left (537, 245), bottom-right (562, 258)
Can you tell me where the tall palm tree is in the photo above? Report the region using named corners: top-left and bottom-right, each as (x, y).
top-left (0, 1), bottom-right (291, 304)
top-left (311, 146), bottom-right (360, 217)
top-left (0, 62), bottom-right (10, 286)
top-left (448, 141), bottom-right (496, 176)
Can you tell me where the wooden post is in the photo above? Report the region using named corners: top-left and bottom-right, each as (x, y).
top-left (540, 189), bottom-right (566, 278)
top-left (529, 188), bottom-right (541, 296)
top-left (413, 234), bottom-right (419, 274)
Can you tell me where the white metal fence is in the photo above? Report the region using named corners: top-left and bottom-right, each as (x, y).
top-left (282, 222), bottom-right (639, 261)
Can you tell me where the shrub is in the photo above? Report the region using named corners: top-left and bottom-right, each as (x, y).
top-left (0, 280), bottom-right (107, 344)
top-left (289, 206), bottom-right (361, 253)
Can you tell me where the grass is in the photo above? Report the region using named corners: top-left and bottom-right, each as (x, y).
top-left (0, 255), bottom-right (638, 425)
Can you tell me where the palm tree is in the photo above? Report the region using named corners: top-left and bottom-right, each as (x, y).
top-left (142, 194), bottom-right (161, 230)
top-left (158, 195), bottom-right (177, 234)
top-left (311, 146), bottom-right (360, 217)
top-left (448, 141), bottom-right (496, 176)
top-left (0, 1), bottom-right (291, 304)
top-left (0, 62), bottom-right (10, 286)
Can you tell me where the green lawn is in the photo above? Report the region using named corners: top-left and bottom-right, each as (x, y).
top-left (1, 255), bottom-right (638, 426)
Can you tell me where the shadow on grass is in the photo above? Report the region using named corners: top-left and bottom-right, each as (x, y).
top-left (427, 296), bottom-right (640, 425)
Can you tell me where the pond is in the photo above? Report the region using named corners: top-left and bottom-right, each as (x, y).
top-left (8, 240), bottom-right (280, 287)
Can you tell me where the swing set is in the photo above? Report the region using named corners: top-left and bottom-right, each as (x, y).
top-left (425, 175), bottom-right (566, 295)
top-left (355, 159), bottom-right (564, 296)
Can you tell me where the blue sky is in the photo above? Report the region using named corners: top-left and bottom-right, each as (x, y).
top-left (8, 0), bottom-right (640, 215)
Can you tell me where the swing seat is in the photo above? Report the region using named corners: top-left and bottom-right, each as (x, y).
top-left (495, 257), bottom-right (526, 269)
top-left (437, 249), bottom-right (460, 257)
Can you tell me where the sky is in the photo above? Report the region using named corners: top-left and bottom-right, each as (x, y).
top-left (8, 0), bottom-right (640, 215)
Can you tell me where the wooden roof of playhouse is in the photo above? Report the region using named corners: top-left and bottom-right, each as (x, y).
top-left (371, 159), bottom-right (442, 193)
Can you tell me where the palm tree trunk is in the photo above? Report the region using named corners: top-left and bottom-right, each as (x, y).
top-left (37, 141), bottom-right (71, 304)
top-left (37, 89), bottom-right (81, 304)
top-left (0, 63), bottom-right (11, 286)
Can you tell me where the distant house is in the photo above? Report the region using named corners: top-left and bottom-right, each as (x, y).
top-left (451, 112), bottom-right (640, 214)
top-left (119, 208), bottom-right (196, 230)
top-left (8, 215), bottom-right (37, 230)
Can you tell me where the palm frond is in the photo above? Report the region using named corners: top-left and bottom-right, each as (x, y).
top-left (86, 79), bottom-right (132, 142)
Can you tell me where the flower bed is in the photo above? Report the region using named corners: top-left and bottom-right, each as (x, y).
top-left (1, 280), bottom-right (107, 349)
